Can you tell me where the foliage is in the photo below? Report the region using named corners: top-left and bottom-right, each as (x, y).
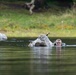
top-left (0, 2), bottom-right (76, 37)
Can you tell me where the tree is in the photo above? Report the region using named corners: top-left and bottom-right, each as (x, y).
top-left (57, 0), bottom-right (73, 8)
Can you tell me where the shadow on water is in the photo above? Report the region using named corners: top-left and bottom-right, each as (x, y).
top-left (0, 37), bottom-right (76, 75)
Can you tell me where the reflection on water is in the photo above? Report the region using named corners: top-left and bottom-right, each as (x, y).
top-left (56, 47), bottom-right (62, 58)
top-left (31, 47), bottom-right (52, 59)
top-left (30, 47), bottom-right (52, 75)
top-left (30, 46), bottom-right (76, 75)
top-left (30, 47), bottom-right (63, 75)
top-left (0, 38), bottom-right (76, 75)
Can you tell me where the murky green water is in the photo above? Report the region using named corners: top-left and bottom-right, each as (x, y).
top-left (0, 38), bottom-right (76, 75)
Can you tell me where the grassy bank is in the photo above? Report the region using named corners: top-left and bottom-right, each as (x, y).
top-left (0, 2), bottom-right (76, 37)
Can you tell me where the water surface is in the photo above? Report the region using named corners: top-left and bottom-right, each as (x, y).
top-left (0, 38), bottom-right (76, 75)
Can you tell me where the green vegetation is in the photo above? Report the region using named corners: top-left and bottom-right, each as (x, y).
top-left (0, 2), bottom-right (76, 37)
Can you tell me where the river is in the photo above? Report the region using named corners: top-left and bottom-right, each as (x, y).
top-left (0, 38), bottom-right (76, 75)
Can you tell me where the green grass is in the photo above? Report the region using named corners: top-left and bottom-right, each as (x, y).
top-left (0, 3), bottom-right (76, 37)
